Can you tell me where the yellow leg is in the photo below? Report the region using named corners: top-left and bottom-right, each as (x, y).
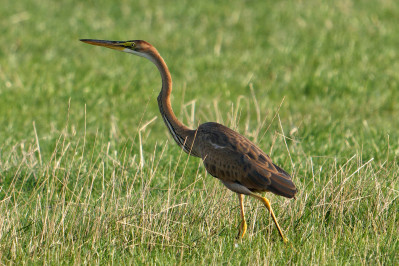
top-left (250, 193), bottom-right (288, 243)
top-left (237, 194), bottom-right (247, 239)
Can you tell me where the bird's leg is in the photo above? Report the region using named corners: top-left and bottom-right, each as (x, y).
top-left (250, 193), bottom-right (288, 243)
top-left (237, 193), bottom-right (247, 239)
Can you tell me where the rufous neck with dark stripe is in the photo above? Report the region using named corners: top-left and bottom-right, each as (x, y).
top-left (146, 48), bottom-right (197, 155)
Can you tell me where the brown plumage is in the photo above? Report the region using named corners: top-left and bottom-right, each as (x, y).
top-left (81, 39), bottom-right (297, 241)
top-left (197, 122), bottom-right (296, 197)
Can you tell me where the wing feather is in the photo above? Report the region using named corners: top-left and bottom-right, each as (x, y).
top-left (198, 122), bottom-right (297, 198)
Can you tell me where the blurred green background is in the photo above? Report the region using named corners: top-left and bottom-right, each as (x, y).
top-left (2, 0), bottom-right (398, 155)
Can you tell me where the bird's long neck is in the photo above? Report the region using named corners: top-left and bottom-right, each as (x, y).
top-left (146, 49), bottom-right (198, 156)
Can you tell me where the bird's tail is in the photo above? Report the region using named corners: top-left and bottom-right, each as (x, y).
top-left (268, 163), bottom-right (297, 198)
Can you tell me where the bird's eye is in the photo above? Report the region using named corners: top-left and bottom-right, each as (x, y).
top-left (125, 42), bottom-right (135, 48)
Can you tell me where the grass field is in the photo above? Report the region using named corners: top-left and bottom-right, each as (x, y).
top-left (1, 0), bottom-right (398, 264)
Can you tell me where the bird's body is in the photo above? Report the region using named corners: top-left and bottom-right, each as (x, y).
top-left (81, 39), bottom-right (297, 241)
top-left (197, 122), bottom-right (296, 197)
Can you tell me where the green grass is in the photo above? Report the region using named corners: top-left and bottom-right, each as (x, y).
top-left (1, 0), bottom-right (398, 264)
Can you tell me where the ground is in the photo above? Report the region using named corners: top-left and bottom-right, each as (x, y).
top-left (0, 0), bottom-right (398, 264)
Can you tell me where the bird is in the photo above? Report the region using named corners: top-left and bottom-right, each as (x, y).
top-left (80, 39), bottom-right (297, 242)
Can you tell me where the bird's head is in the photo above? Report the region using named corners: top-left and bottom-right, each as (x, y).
top-left (80, 39), bottom-right (155, 59)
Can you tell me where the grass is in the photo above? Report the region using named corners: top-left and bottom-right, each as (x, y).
top-left (0, 0), bottom-right (398, 264)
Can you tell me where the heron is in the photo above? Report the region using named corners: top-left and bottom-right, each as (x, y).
top-left (80, 39), bottom-right (297, 242)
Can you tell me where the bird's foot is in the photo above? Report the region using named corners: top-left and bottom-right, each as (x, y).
top-left (236, 220), bottom-right (247, 239)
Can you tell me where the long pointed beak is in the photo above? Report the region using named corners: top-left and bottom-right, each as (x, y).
top-left (80, 39), bottom-right (126, 51)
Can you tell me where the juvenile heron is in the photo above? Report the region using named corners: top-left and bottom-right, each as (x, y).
top-left (80, 39), bottom-right (297, 241)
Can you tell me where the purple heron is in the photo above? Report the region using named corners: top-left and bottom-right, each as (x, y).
top-left (80, 39), bottom-right (297, 241)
